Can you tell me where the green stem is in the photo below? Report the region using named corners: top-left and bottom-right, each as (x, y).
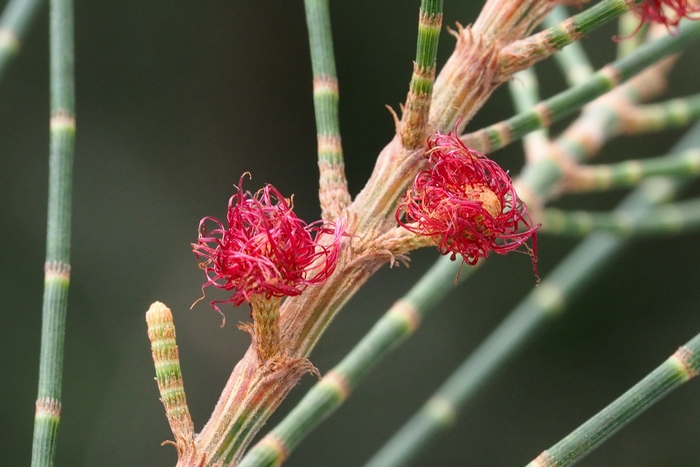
top-left (542, 198), bottom-right (700, 237)
top-left (542, 6), bottom-right (594, 86)
top-left (527, 333), bottom-right (700, 467)
top-left (508, 67), bottom-right (548, 157)
top-left (567, 148), bottom-right (700, 192)
top-left (0, 0), bottom-right (44, 81)
top-left (31, 0), bottom-right (75, 465)
top-left (363, 123), bottom-right (700, 467)
top-left (400, 0), bottom-right (443, 149)
top-left (304, 0), bottom-right (350, 219)
top-left (463, 20), bottom-right (700, 155)
top-left (498, 0), bottom-right (642, 77)
top-left (624, 94), bottom-right (700, 134)
top-left (237, 258), bottom-right (478, 467)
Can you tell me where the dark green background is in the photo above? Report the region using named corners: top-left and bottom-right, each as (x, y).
top-left (1, 1), bottom-right (699, 466)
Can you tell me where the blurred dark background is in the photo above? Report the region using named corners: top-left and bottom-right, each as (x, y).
top-left (1, 1), bottom-right (699, 466)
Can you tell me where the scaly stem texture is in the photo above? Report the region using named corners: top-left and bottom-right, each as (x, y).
top-left (528, 333), bottom-right (700, 467)
top-left (31, 0), bottom-right (75, 465)
top-left (305, 0), bottom-right (350, 220)
top-left (0, 0), bottom-right (43, 81)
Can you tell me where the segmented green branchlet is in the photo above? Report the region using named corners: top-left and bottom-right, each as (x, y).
top-left (0, 0), bottom-right (43, 81)
top-left (542, 6), bottom-right (595, 86)
top-left (400, 0), bottom-right (443, 149)
top-left (622, 94), bottom-right (700, 134)
top-left (463, 20), bottom-right (700, 155)
top-left (146, 303), bottom-right (194, 449)
top-left (497, 0), bottom-right (643, 78)
top-left (30, 0), bottom-right (74, 465)
top-left (509, 67), bottom-right (549, 160)
top-left (237, 259), bottom-right (480, 467)
top-left (565, 148), bottom-right (700, 192)
top-left (543, 198), bottom-right (700, 237)
top-left (304, 0), bottom-right (350, 220)
top-left (364, 124), bottom-right (700, 467)
top-left (527, 334), bottom-right (699, 467)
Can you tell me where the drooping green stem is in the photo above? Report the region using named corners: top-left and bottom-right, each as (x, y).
top-left (542, 6), bottom-right (594, 86)
top-left (566, 148), bottom-right (700, 192)
top-left (31, 0), bottom-right (74, 465)
top-left (527, 333), bottom-right (699, 467)
top-left (305, 0), bottom-right (350, 220)
top-left (0, 0), bottom-right (43, 81)
top-left (400, 0), bottom-right (443, 149)
top-left (463, 20), bottom-right (700, 155)
top-left (363, 124), bottom-right (700, 467)
top-left (237, 257), bottom-right (477, 467)
top-left (542, 198), bottom-right (700, 237)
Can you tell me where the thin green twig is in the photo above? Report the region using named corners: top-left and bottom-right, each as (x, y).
top-left (30, 0), bottom-right (75, 465)
top-left (400, 0), bottom-right (443, 149)
top-left (363, 123), bottom-right (700, 467)
top-left (0, 0), bottom-right (43, 82)
top-left (624, 94), bottom-right (700, 134)
top-left (542, 198), bottom-right (700, 237)
top-left (527, 333), bottom-right (699, 467)
top-left (509, 67), bottom-right (549, 160)
top-left (565, 148), bottom-right (700, 192)
top-left (464, 20), bottom-right (700, 155)
top-left (542, 6), bottom-right (595, 86)
top-left (304, 0), bottom-right (350, 220)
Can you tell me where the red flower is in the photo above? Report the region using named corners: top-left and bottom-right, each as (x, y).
top-left (635, 0), bottom-right (699, 31)
top-left (396, 130), bottom-right (539, 272)
top-left (194, 175), bottom-right (343, 310)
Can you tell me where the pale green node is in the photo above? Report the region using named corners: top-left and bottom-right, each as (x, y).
top-left (50, 123), bottom-right (76, 133)
top-left (667, 356), bottom-right (695, 382)
top-left (45, 275), bottom-right (70, 286)
top-left (0, 28), bottom-right (20, 54)
top-left (534, 283), bottom-right (566, 316)
top-left (571, 212), bottom-right (594, 234)
top-left (425, 396), bottom-right (457, 427)
top-left (659, 206), bottom-right (684, 232)
top-left (35, 412), bottom-right (60, 423)
top-left (683, 150), bottom-right (700, 174)
top-left (613, 212), bottom-right (635, 236)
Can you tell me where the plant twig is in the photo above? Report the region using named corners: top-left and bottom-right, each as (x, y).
top-left (305, 0), bottom-right (350, 220)
top-left (400, 0), bottom-right (443, 149)
top-left (31, 0), bottom-right (75, 464)
top-left (564, 148), bottom-right (700, 192)
top-left (542, 198), bottom-right (700, 236)
top-left (542, 6), bottom-right (595, 87)
top-left (527, 333), bottom-right (700, 467)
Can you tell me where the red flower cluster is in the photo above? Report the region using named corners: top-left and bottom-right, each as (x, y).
top-left (396, 130), bottom-right (538, 270)
top-left (635, 0), bottom-right (699, 30)
top-left (194, 176), bottom-right (343, 310)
